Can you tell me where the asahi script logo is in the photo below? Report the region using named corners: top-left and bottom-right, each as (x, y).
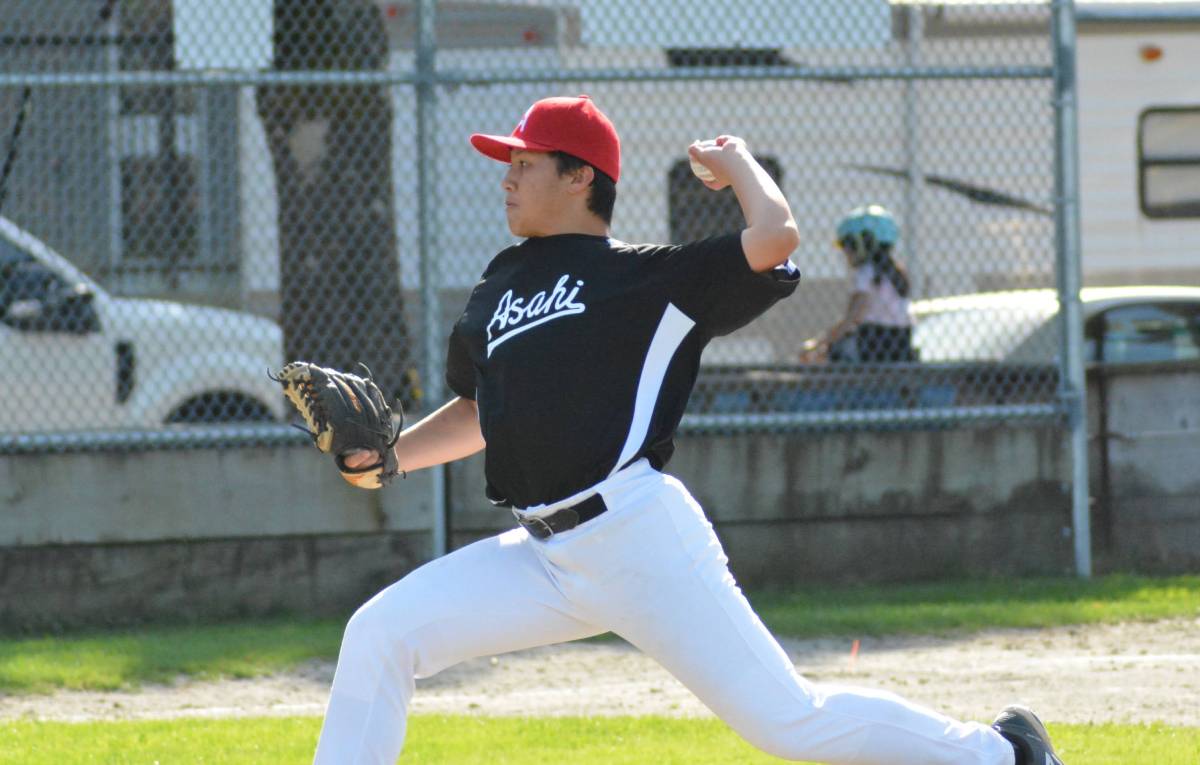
top-left (487, 274), bottom-right (585, 356)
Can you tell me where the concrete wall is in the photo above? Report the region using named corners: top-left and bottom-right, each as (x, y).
top-left (3, 363), bottom-right (1197, 628)
top-left (0, 533), bottom-right (427, 630)
top-left (448, 424), bottom-right (1075, 588)
top-left (0, 444), bottom-right (434, 544)
top-left (1088, 361), bottom-right (1200, 573)
top-left (0, 445), bottom-right (434, 628)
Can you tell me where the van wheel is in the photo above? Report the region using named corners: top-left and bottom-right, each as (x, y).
top-left (167, 392), bottom-right (275, 424)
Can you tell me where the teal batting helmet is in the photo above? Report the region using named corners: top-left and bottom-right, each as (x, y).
top-left (836, 204), bottom-right (898, 264)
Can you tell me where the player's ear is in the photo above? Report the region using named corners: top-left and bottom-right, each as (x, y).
top-left (567, 164), bottom-right (594, 195)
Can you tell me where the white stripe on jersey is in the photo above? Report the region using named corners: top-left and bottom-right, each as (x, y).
top-left (610, 303), bottom-right (696, 476)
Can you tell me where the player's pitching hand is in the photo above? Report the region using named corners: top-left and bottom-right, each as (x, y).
top-left (342, 449), bottom-right (382, 470)
top-left (687, 135), bottom-right (748, 191)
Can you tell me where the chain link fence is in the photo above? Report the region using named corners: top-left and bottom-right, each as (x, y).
top-left (0, 0), bottom-right (1069, 450)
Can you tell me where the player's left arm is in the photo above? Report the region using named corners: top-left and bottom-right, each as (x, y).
top-left (687, 136), bottom-right (800, 272)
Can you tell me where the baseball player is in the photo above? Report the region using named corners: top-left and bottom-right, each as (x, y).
top-left (313, 95), bottom-right (1064, 765)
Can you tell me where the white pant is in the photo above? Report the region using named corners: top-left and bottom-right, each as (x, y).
top-left (313, 461), bottom-right (1015, 765)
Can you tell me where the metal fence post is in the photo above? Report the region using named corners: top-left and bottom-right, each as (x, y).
top-left (415, 0), bottom-right (447, 559)
top-left (903, 4), bottom-right (924, 299)
top-left (1052, 0), bottom-right (1092, 578)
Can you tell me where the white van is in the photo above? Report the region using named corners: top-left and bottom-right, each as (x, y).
top-left (0, 216), bottom-right (285, 433)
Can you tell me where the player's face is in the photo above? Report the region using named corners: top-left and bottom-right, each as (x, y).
top-left (502, 150), bottom-right (573, 237)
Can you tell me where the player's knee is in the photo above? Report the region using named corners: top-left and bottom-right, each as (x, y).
top-left (341, 586), bottom-right (419, 664)
top-left (342, 601), bottom-right (388, 655)
top-left (347, 573), bottom-right (446, 652)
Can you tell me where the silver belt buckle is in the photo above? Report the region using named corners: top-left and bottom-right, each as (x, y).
top-left (515, 510), bottom-right (555, 540)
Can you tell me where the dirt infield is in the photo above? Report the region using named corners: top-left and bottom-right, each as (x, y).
top-left (3, 617), bottom-right (1197, 725)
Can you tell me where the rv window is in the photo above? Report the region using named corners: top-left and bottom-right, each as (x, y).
top-left (1138, 108), bottom-right (1200, 219)
top-left (668, 156), bottom-right (783, 243)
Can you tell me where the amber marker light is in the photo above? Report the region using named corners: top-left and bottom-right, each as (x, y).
top-left (1140, 44), bottom-right (1164, 63)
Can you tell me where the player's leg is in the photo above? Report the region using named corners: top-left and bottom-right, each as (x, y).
top-left (313, 527), bottom-right (603, 765)
top-left (589, 474), bottom-right (1016, 765)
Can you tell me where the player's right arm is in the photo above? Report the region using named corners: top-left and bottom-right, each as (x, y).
top-left (687, 136), bottom-right (800, 272)
top-left (343, 396), bottom-right (485, 473)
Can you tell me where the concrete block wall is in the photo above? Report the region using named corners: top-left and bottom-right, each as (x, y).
top-left (0, 445), bottom-right (433, 628)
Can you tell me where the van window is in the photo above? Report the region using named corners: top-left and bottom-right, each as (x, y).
top-left (1138, 108), bottom-right (1200, 219)
top-left (669, 156), bottom-right (783, 243)
top-left (0, 246), bottom-right (70, 325)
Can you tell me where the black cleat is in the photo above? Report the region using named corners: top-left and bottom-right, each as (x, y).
top-left (992, 705), bottom-right (1065, 765)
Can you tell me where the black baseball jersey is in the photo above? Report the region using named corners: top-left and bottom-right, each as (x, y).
top-left (446, 232), bottom-right (799, 508)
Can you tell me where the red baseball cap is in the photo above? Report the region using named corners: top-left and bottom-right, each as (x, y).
top-left (470, 95), bottom-right (621, 183)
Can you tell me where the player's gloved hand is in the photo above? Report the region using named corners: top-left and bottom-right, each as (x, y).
top-left (270, 361), bottom-right (404, 490)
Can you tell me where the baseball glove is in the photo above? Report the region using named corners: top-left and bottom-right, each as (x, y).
top-left (270, 361), bottom-right (403, 490)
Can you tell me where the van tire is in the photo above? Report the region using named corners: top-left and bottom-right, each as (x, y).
top-left (166, 392), bottom-right (275, 424)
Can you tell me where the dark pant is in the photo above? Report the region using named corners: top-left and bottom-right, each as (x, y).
top-left (847, 323), bottom-right (916, 363)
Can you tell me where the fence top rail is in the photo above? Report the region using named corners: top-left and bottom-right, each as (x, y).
top-left (0, 70), bottom-right (417, 89)
top-left (0, 424), bottom-right (308, 456)
top-left (0, 63), bottom-right (1055, 90)
top-left (680, 403), bottom-right (1065, 434)
top-left (0, 403), bottom-right (1066, 455)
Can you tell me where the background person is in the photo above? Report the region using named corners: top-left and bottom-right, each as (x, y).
top-left (801, 204), bottom-right (917, 363)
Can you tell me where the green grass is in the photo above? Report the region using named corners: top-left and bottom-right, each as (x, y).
top-left (3, 716), bottom-right (1197, 764)
top-left (2, 574), bottom-right (1196, 694)
top-left (749, 573), bottom-right (1200, 638)
top-left (0, 619), bottom-right (344, 694)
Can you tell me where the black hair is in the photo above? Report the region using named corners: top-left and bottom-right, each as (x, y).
top-left (550, 151), bottom-right (616, 224)
top-left (868, 244), bottom-right (911, 298)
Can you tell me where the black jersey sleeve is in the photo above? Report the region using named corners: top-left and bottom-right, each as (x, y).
top-left (668, 232), bottom-right (800, 337)
top-left (445, 324), bottom-right (477, 400)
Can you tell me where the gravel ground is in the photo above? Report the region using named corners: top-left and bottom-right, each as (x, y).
top-left (3, 617), bottom-right (1197, 726)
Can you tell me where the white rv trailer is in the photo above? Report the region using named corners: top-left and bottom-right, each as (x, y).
top-left (1074, 1), bottom-right (1200, 286)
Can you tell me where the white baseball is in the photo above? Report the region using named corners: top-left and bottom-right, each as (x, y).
top-left (690, 139), bottom-right (717, 182)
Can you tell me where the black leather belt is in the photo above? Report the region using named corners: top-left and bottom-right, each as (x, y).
top-left (516, 493), bottom-right (608, 540)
